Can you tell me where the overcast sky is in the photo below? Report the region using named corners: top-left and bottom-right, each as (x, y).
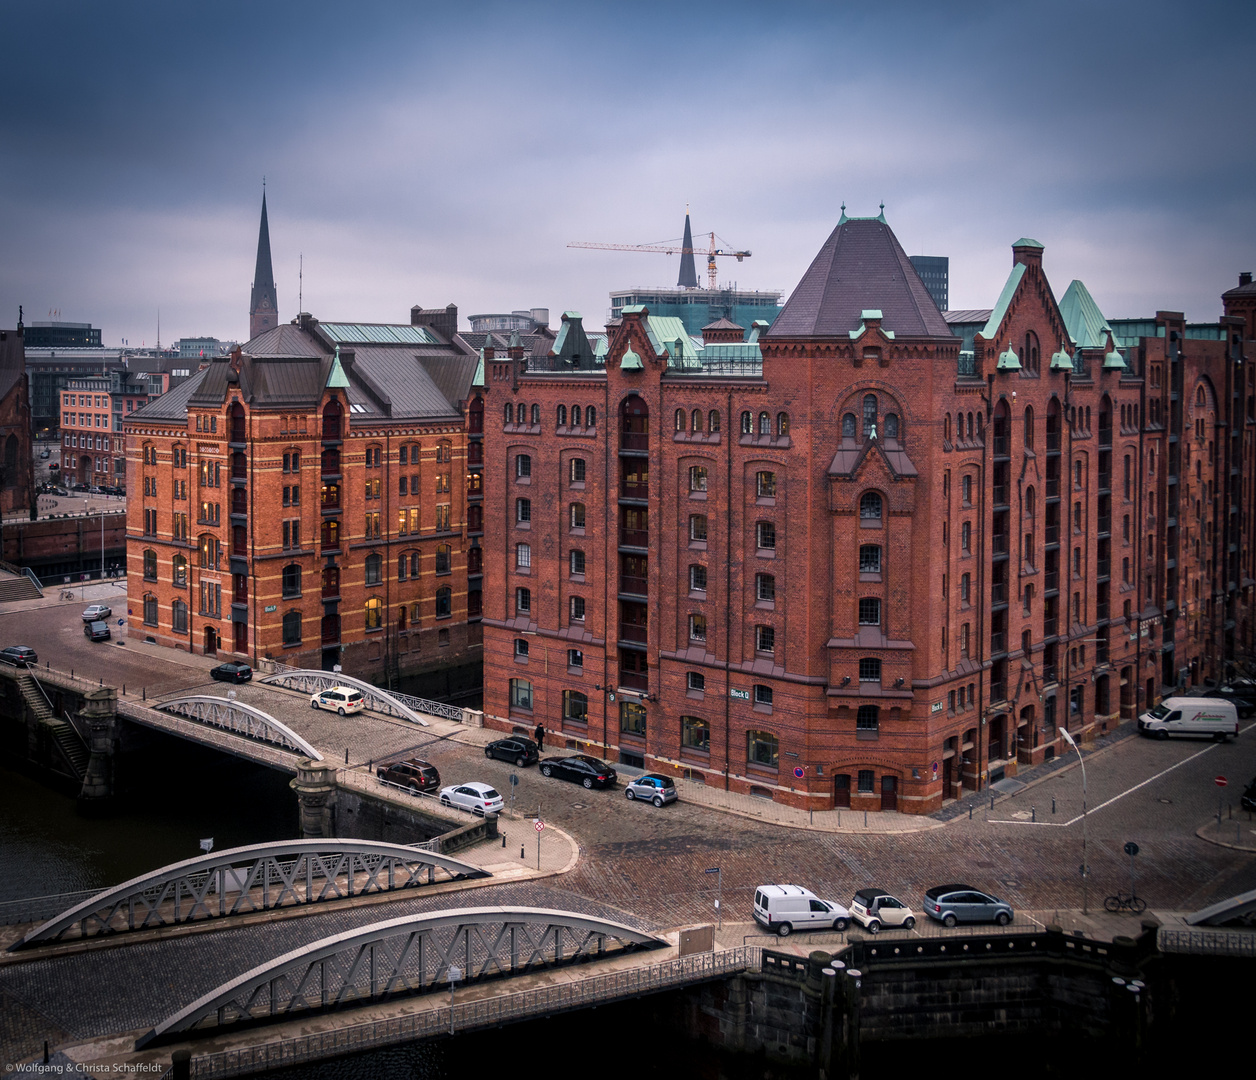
top-left (2, 0), bottom-right (1253, 346)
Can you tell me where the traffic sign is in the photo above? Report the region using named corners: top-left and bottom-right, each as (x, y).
top-left (1123, 842), bottom-right (1139, 857)
top-left (1215, 776), bottom-right (1228, 788)
top-left (509, 773), bottom-right (519, 787)
top-left (534, 819), bottom-right (545, 832)
top-left (704, 867), bottom-right (720, 874)
top-left (793, 766), bottom-right (805, 779)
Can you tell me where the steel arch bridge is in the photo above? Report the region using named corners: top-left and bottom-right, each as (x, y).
top-left (155, 695), bottom-right (323, 758)
top-left (137, 906), bottom-right (666, 1048)
top-left (10, 840), bottom-right (490, 951)
top-left (259, 669), bottom-right (455, 725)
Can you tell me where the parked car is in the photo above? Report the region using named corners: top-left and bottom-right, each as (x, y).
top-left (47, 462), bottom-right (59, 471)
top-left (1202, 685), bottom-right (1256, 718)
top-left (538, 754), bottom-right (617, 789)
top-left (309, 686), bottom-right (365, 715)
top-left (1138, 696), bottom-right (1238, 741)
top-left (39, 450), bottom-right (49, 459)
top-left (484, 736), bottom-right (540, 767)
top-left (850, 889), bottom-right (916, 933)
top-left (624, 773), bottom-right (678, 807)
top-left (0, 645), bottom-right (37, 667)
top-left (439, 782), bottom-right (504, 816)
top-left (1241, 775), bottom-right (1256, 813)
top-left (81, 604), bottom-right (112, 622)
top-left (753, 884), bottom-right (851, 936)
top-left (210, 662), bottom-right (253, 683)
top-left (377, 758), bottom-right (440, 794)
top-left (83, 620), bottom-right (111, 642)
top-left (923, 884), bottom-right (1014, 927)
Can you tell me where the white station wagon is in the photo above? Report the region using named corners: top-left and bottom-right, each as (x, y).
top-left (310, 686), bottom-right (365, 715)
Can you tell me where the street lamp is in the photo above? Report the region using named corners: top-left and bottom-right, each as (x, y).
top-left (1059, 727), bottom-right (1088, 914)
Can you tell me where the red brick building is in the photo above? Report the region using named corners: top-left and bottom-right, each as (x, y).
top-left (481, 210), bottom-right (1255, 814)
top-left (58, 372), bottom-right (150, 489)
top-left (0, 324), bottom-right (35, 518)
top-left (124, 308), bottom-right (485, 683)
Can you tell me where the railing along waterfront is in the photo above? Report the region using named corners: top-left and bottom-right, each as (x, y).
top-left (1158, 928), bottom-right (1256, 958)
top-left (190, 947), bottom-right (760, 1077)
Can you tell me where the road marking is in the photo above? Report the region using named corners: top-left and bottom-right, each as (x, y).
top-left (993, 737), bottom-right (1239, 828)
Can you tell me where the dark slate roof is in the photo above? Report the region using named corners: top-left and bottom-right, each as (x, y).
top-left (128, 368), bottom-right (208, 421)
top-left (461, 331), bottom-right (554, 358)
top-left (768, 216), bottom-right (955, 339)
top-left (243, 323), bottom-right (325, 357)
top-left (702, 316), bottom-right (745, 331)
top-left (1222, 274), bottom-right (1256, 300)
top-left (944, 309), bottom-right (993, 325)
top-left (0, 329), bottom-right (25, 401)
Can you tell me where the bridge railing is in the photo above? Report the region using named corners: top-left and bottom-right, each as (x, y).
top-left (190, 946), bottom-right (759, 1077)
top-left (0, 889), bottom-right (100, 928)
top-left (1159, 928), bottom-right (1256, 958)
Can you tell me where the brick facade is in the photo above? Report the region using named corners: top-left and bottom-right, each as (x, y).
top-left (481, 214), bottom-right (1255, 814)
top-left (0, 326), bottom-right (35, 518)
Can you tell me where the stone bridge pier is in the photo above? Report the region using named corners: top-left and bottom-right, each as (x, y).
top-left (290, 758), bottom-right (338, 838)
top-left (78, 686), bottom-right (119, 809)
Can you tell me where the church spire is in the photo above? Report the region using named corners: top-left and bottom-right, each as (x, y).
top-left (249, 188), bottom-right (279, 340)
top-left (677, 206), bottom-right (698, 289)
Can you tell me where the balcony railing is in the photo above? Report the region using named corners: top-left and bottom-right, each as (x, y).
top-left (991, 582), bottom-right (1007, 605)
top-left (619, 667), bottom-right (648, 691)
top-left (619, 528), bottom-right (649, 548)
top-left (992, 484), bottom-right (1008, 507)
top-left (992, 435), bottom-right (1010, 458)
top-left (1045, 524), bottom-right (1059, 545)
top-left (992, 533), bottom-right (1008, 555)
top-left (990, 630), bottom-right (1005, 655)
top-left (1043, 616), bottom-right (1058, 638)
top-left (1046, 430), bottom-right (1061, 452)
top-left (1098, 515), bottom-right (1111, 535)
top-left (1044, 570), bottom-right (1058, 592)
top-left (619, 622), bottom-right (648, 644)
top-left (1042, 664), bottom-right (1057, 683)
top-left (1045, 478), bottom-right (1060, 498)
top-left (619, 575), bottom-right (648, 596)
top-left (620, 430), bottom-right (648, 452)
top-left (1097, 558), bottom-right (1110, 579)
top-left (620, 481), bottom-right (649, 500)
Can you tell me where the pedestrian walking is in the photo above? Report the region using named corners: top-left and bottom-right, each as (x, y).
top-left (534, 723), bottom-right (545, 750)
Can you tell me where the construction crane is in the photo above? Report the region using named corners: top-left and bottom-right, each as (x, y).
top-left (568, 210), bottom-right (751, 290)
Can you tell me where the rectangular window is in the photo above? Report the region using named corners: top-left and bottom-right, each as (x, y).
top-left (619, 700), bottom-right (647, 736)
top-left (858, 769), bottom-right (875, 793)
top-left (747, 728), bottom-right (778, 766)
top-left (858, 597), bottom-right (881, 625)
top-left (515, 587), bottom-right (531, 614)
top-left (570, 596), bottom-right (586, 622)
top-left (681, 715), bottom-right (710, 751)
top-left (570, 503), bottom-right (586, 529)
top-left (689, 514), bottom-right (708, 542)
top-left (755, 574), bottom-right (775, 603)
top-left (859, 657), bottom-right (881, 681)
top-left (568, 648), bottom-right (583, 668)
top-left (570, 550), bottom-right (585, 576)
top-left (757, 521), bottom-right (776, 550)
top-left (516, 498), bottom-right (531, 524)
top-left (756, 471), bottom-right (776, 498)
top-left (516, 542), bottom-right (531, 568)
top-left (755, 625), bottom-right (775, 652)
top-left (509, 678), bottom-right (533, 710)
top-left (859, 545), bottom-right (880, 573)
top-left (689, 564), bottom-right (707, 591)
top-left (689, 465), bottom-right (708, 492)
top-left (689, 613), bottom-right (707, 641)
top-left (687, 671), bottom-right (706, 691)
top-left (754, 684), bottom-right (773, 706)
top-left (435, 505), bottom-right (450, 531)
top-left (570, 458), bottom-right (586, 483)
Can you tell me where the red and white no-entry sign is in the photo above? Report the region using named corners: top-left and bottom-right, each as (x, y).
top-left (535, 818), bottom-right (546, 831)
top-left (1215, 776), bottom-right (1228, 788)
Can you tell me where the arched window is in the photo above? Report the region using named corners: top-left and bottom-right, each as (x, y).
top-left (620, 395), bottom-right (648, 451)
top-left (530, 404), bottom-right (540, 426)
top-left (435, 586), bottom-right (452, 618)
top-left (571, 405), bottom-right (582, 426)
top-left (504, 402), bottom-right (513, 424)
top-left (777, 412), bottom-right (789, 436)
top-left (843, 413), bottom-right (856, 439)
top-left (515, 453), bottom-right (531, 479)
top-left (708, 409), bottom-right (720, 433)
top-left (143, 593), bottom-right (157, 625)
top-left (557, 404), bottom-right (567, 427)
top-left (398, 554), bottom-right (408, 580)
top-left (675, 408), bottom-right (686, 432)
top-left (586, 406), bottom-right (596, 427)
top-left (365, 553), bottom-right (382, 585)
top-left (365, 597), bottom-right (383, 630)
top-left (1024, 405), bottom-right (1034, 449)
top-left (758, 411), bottom-right (771, 435)
top-left (282, 563), bottom-right (301, 598)
top-left (397, 606), bottom-right (406, 631)
top-left (1025, 486), bottom-right (1036, 518)
top-left (859, 491), bottom-right (882, 520)
top-left (944, 413), bottom-right (952, 443)
top-left (436, 543), bottom-right (451, 574)
top-left (143, 549), bottom-right (157, 580)
top-left (884, 413), bottom-right (899, 439)
top-left (863, 394), bottom-right (878, 437)
top-left (282, 610), bottom-right (302, 645)
top-left (741, 411), bottom-right (752, 434)
top-left (322, 400), bottom-right (342, 439)
top-left (171, 599), bottom-right (188, 633)
top-left (691, 409), bottom-right (703, 433)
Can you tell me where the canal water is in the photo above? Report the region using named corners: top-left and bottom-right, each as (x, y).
top-left (0, 733), bottom-right (297, 903)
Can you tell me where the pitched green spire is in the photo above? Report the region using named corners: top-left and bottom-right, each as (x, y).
top-left (326, 344), bottom-right (350, 389)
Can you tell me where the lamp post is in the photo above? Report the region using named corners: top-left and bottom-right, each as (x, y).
top-left (1059, 727), bottom-right (1088, 914)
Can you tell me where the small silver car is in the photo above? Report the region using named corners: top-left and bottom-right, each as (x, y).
top-left (923, 884), bottom-right (1014, 927)
top-left (624, 773), bottom-right (678, 807)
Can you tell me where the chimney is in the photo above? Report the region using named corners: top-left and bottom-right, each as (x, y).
top-left (1012, 238), bottom-right (1044, 269)
top-left (340, 348), bottom-right (355, 376)
top-left (483, 336), bottom-right (495, 361)
top-left (1241, 272), bottom-right (1253, 287)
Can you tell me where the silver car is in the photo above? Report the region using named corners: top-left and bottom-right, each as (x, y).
top-left (624, 773), bottom-right (678, 807)
top-left (923, 884), bottom-right (1014, 927)
top-left (438, 782), bottom-right (504, 816)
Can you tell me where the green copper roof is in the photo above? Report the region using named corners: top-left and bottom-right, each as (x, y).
top-left (326, 346), bottom-right (351, 389)
top-left (981, 263), bottom-right (1027, 339)
top-left (1012, 238), bottom-right (1044, 249)
top-left (472, 350), bottom-right (485, 388)
top-left (1058, 279), bottom-right (1112, 350)
top-left (1050, 342), bottom-right (1074, 371)
top-left (643, 314), bottom-right (702, 369)
top-left (1104, 348), bottom-right (1127, 370)
top-left (850, 310), bottom-right (894, 340)
top-left (620, 347), bottom-right (643, 371)
top-left (997, 344), bottom-right (1022, 371)
top-left (836, 202), bottom-right (888, 225)
top-left (621, 304), bottom-right (648, 315)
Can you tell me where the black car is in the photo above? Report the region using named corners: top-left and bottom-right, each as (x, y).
top-left (484, 736), bottom-right (540, 767)
top-left (83, 620), bottom-right (110, 642)
top-left (539, 754), bottom-right (618, 789)
top-left (1202, 686), bottom-right (1256, 718)
top-left (377, 758), bottom-right (441, 794)
top-left (1241, 776), bottom-right (1256, 813)
top-left (210, 662), bottom-right (253, 684)
top-left (0, 645), bottom-right (37, 667)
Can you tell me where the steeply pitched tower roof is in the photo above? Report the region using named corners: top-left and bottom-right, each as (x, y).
top-left (254, 191), bottom-right (275, 292)
top-left (768, 212), bottom-right (953, 339)
top-left (677, 209), bottom-right (698, 290)
top-left (250, 191), bottom-right (278, 335)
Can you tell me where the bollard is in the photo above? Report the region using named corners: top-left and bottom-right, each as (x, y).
top-left (969, 804), bottom-right (973, 820)
top-left (1032, 805), bottom-right (1036, 822)
top-left (990, 795), bottom-right (995, 810)
top-left (1052, 797), bottom-right (1056, 814)
top-left (520, 845), bottom-right (525, 859)
top-left (864, 810), bottom-right (868, 827)
top-left (142, 686), bottom-right (146, 701)
top-left (501, 834), bottom-right (506, 848)
top-left (345, 749), bottom-right (349, 765)
top-left (122, 684), bottom-right (125, 696)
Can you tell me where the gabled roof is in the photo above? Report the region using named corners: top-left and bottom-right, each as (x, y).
top-left (644, 314), bottom-right (702, 370)
top-left (980, 263), bottom-right (1027, 340)
top-left (768, 215), bottom-right (954, 339)
top-left (1058, 280), bottom-right (1112, 350)
top-left (129, 367), bottom-right (209, 421)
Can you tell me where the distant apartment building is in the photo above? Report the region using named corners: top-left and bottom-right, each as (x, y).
top-left (59, 373), bottom-right (150, 487)
top-left (177, 337), bottom-right (238, 360)
top-left (23, 321), bottom-right (102, 348)
top-left (909, 255), bottom-right (949, 311)
top-left (468, 310), bottom-right (550, 333)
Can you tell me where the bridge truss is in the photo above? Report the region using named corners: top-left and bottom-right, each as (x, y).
top-left (260, 669), bottom-right (457, 725)
top-left (137, 906), bottom-right (666, 1047)
top-left (11, 840), bottom-right (490, 950)
top-left (155, 696), bottom-right (322, 759)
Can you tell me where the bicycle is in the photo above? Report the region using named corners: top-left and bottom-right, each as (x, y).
top-left (1103, 892), bottom-right (1147, 914)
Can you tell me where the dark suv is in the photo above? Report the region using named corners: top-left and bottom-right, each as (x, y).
top-left (376, 758), bottom-right (440, 794)
top-left (484, 736), bottom-right (540, 767)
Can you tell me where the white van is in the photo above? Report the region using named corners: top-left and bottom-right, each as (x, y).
top-left (753, 884), bottom-right (851, 936)
top-left (1138, 696), bottom-right (1238, 741)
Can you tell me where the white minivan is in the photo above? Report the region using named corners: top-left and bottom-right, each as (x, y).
top-left (1138, 696), bottom-right (1238, 741)
top-left (753, 884), bottom-right (851, 936)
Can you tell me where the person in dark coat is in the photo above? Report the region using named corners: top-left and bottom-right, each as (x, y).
top-left (534, 723), bottom-right (545, 750)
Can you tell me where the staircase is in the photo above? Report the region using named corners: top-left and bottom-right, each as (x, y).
top-left (16, 673), bottom-right (88, 781)
top-left (0, 569), bottom-right (41, 602)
